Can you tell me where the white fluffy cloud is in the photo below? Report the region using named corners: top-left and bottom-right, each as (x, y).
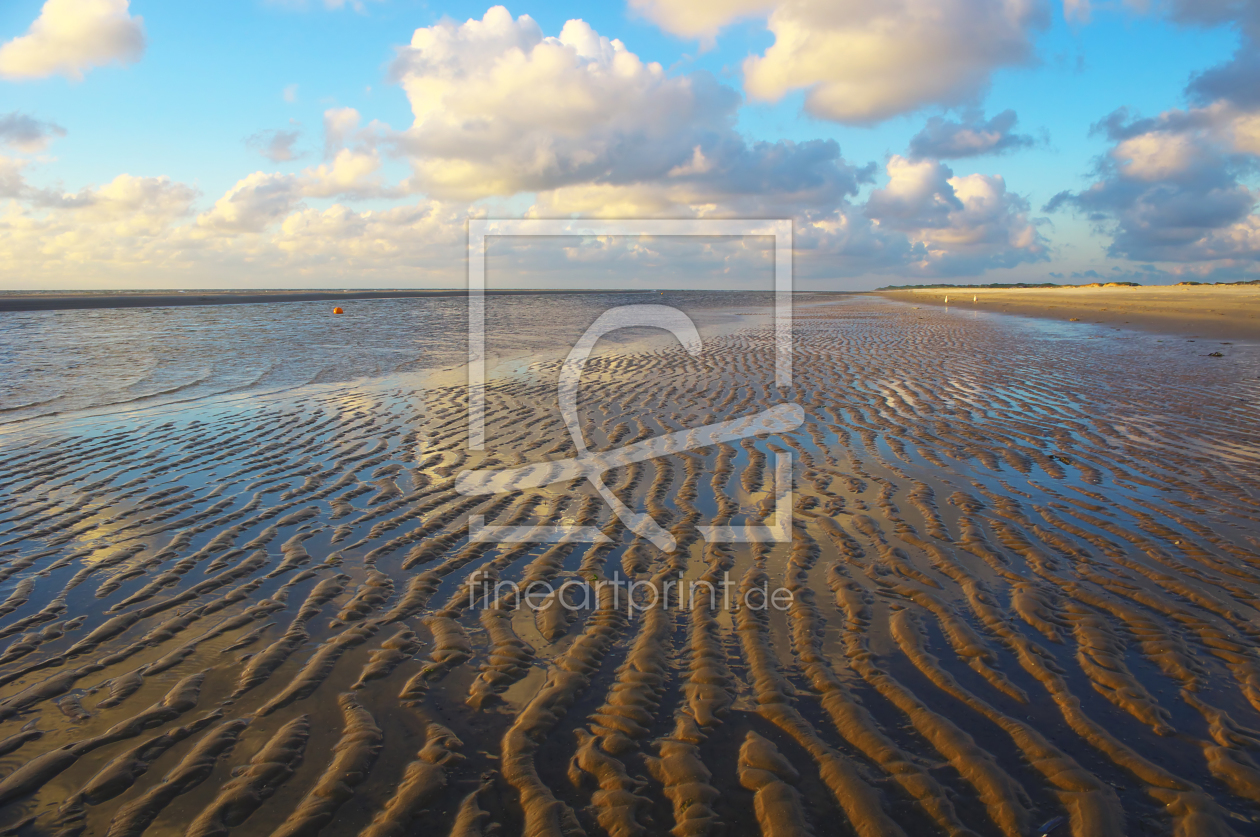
top-left (303, 149), bottom-right (390, 198)
top-left (390, 6), bottom-right (881, 225)
top-left (745, 0), bottom-right (1048, 123)
top-left (0, 173), bottom-right (194, 274)
top-left (391, 7), bottom-right (747, 198)
top-left (0, 186), bottom-right (468, 284)
top-left (859, 156), bottom-right (1046, 274)
top-left (196, 151), bottom-right (393, 234)
top-left (197, 173), bottom-right (304, 234)
top-left (0, 0), bottom-right (145, 81)
top-left (74, 174), bottom-right (198, 235)
top-left (627, 0), bottom-right (1048, 124)
top-left (272, 201), bottom-right (464, 267)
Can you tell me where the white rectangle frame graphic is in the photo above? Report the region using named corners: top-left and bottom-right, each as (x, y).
top-left (464, 218), bottom-right (795, 548)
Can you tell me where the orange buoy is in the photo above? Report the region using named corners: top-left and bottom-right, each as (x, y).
top-left (333, 307), bottom-right (344, 314)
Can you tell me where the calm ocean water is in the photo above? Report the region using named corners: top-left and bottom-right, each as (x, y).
top-left (0, 291), bottom-right (825, 428)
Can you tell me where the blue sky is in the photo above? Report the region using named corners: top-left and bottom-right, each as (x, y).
top-left (0, 0), bottom-right (1256, 289)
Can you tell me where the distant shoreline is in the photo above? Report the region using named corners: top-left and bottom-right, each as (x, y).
top-left (0, 288), bottom-right (859, 313)
top-left (0, 288), bottom-right (652, 313)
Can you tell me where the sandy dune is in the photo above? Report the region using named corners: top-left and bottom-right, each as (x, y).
top-left (0, 297), bottom-right (1257, 836)
top-left (881, 284), bottom-right (1260, 340)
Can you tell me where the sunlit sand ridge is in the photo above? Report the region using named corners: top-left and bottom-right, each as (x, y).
top-left (0, 297), bottom-right (1258, 836)
top-left (882, 284), bottom-right (1260, 341)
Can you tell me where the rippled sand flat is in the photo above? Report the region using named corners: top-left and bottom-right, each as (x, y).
top-left (0, 297), bottom-right (1258, 837)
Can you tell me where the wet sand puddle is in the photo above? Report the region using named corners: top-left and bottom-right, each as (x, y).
top-left (0, 297), bottom-right (1258, 836)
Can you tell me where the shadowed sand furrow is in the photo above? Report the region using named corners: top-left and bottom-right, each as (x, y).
top-left (0, 671), bottom-right (208, 806)
top-left (359, 722), bottom-right (463, 837)
top-left (267, 693), bottom-right (382, 837)
top-left (735, 559), bottom-right (911, 837)
top-left (51, 711), bottom-right (225, 836)
top-left (888, 607), bottom-right (1125, 837)
top-left (502, 570), bottom-right (626, 836)
top-left (184, 714), bottom-right (311, 837)
top-left (101, 717), bottom-right (249, 837)
top-left (788, 527), bottom-right (976, 837)
top-left (738, 731), bottom-right (815, 837)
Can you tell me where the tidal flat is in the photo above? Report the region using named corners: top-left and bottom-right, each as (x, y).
top-left (0, 293), bottom-right (1257, 836)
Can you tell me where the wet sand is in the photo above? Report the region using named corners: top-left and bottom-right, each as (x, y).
top-left (881, 284), bottom-right (1260, 341)
top-left (0, 296), bottom-right (1258, 836)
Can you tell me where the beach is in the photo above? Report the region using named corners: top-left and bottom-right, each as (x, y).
top-left (0, 293), bottom-right (1258, 836)
top-left (881, 283), bottom-right (1260, 341)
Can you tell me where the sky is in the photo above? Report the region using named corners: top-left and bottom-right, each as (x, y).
top-left (0, 0), bottom-right (1257, 290)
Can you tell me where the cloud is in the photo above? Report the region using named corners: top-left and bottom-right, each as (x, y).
top-left (627, 0), bottom-right (774, 42)
top-left (528, 138), bottom-right (872, 220)
top-left (75, 174), bottom-right (198, 234)
top-left (1064, 0), bottom-right (1260, 32)
top-left (198, 148), bottom-right (395, 234)
top-left (747, 0), bottom-right (1048, 124)
top-left (1188, 51), bottom-right (1260, 108)
top-left (271, 201), bottom-right (465, 268)
top-left (1177, 0), bottom-right (1260, 111)
top-left (0, 153), bottom-right (103, 207)
top-left (390, 8), bottom-right (731, 198)
top-left (1157, 0), bottom-right (1260, 36)
top-left (866, 156), bottom-right (962, 229)
top-left (627, 0), bottom-right (1049, 124)
top-left (266, 0), bottom-right (382, 11)
top-left (0, 185), bottom-right (469, 285)
top-left (390, 5), bottom-right (877, 214)
top-left (908, 110), bottom-right (1035, 159)
top-left (1062, 0), bottom-right (1091, 22)
top-left (0, 0), bottom-right (145, 81)
top-left (0, 173), bottom-right (195, 276)
top-left (860, 156), bottom-right (1048, 274)
top-left (1047, 104), bottom-right (1259, 266)
top-left (197, 172), bottom-right (305, 234)
top-left (302, 148), bottom-right (392, 198)
top-left (0, 157), bottom-right (28, 198)
top-left (247, 128), bottom-right (302, 162)
top-left (283, 84), bottom-right (299, 103)
top-left (323, 107), bottom-right (360, 158)
top-left (528, 153), bottom-right (1047, 279)
top-left (0, 113), bottom-right (67, 152)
